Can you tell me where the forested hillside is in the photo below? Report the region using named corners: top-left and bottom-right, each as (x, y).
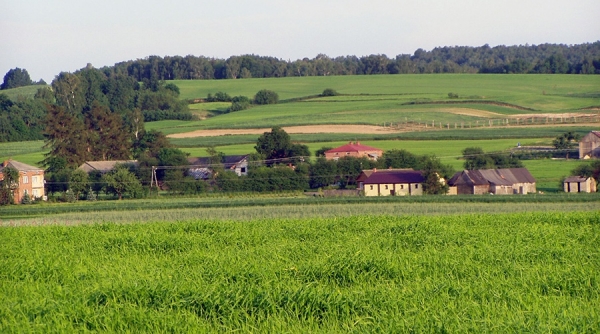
top-left (105, 42), bottom-right (600, 80)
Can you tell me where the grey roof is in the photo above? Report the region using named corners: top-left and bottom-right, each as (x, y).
top-left (188, 155), bottom-right (248, 169)
top-left (363, 170), bottom-right (424, 184)
top-left (564, 176), bottom-right (592, 183)
top-left (78, 160), bottom-right (138, 173)
top-left (0, 159), bottom-right (44, 172)
top-left (449, 168), bottom-right (535, 187)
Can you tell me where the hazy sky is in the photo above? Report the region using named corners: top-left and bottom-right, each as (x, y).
top-left (2, 0), bottom-right (599, 82)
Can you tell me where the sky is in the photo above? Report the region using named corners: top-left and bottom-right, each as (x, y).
top-left (2, 0), bottom-right (599, 83)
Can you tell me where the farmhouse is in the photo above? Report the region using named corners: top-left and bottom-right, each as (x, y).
top-left (362, 169), bottom-right (425, 196)
top-left (0, 159), bottom-right (46, 203)
top-left (78, 160), bottom-right (138, 173)
top-left (579, 131), bottom-right (600, 159)
top-left (325, 142), bottom-right (383, 161)
top-left (356, 168), bottom-right (414, 190)
top-left (188, 155), bottom-right (249, 179)
top-left (563, 176), bottom-right (597, 193)
top-left (448, 168), bottom-right (536, 195)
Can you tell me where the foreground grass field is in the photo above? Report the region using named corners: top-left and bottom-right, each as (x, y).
top-left (1, 212), bottom-right (598, 332)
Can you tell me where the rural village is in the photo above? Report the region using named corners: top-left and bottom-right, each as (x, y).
top-left (1, 30), bottom-right (599, 332)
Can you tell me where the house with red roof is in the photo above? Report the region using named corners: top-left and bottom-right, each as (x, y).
top-left (579, 131), bottom-right (600, 159)
top-left (324, 142), bottom-right (383, 161)
top-left (0, 159), bottom-right (46, 203)
top-left (362, 169), bottom-right (425, 196)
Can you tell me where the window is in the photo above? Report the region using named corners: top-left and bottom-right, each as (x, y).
top-left (415, 184), bottom-right (419, 189)
top-left (22, 176), bottom-right (29, 184)
top-left (240, 167), bottom-right (246, 173)
top-left (369, 185), bottom-right (373, 190)
top-left (385, 185), bottom-right (388, 190)
top-left (400, 185), bottom-right (404, 189)
top-left (33, 189), bottom-right (40, 197)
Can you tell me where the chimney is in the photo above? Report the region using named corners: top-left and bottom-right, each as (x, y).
top-left (373, 168), bottom-right (377, 173)
top-left (356, 141), bottom-right (360, 145)
top-left (2, 160), bottom-right (8, 167)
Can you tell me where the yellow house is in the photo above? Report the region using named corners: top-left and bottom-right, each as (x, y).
top-left (362, 170), bottom-right (425, 196)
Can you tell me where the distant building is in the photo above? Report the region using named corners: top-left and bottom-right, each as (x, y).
top-left (187, 155), bottom-right (249, 179)
top-left (579, 131), bottom-right (600, 159)
top-left (356, 168), bottom-right (414, 190)
top-left (0, 159), bottom-right (46, 203)
top-left (448, 168), bottom-right (536, 195)
top-left (563, 176), bottom-right (597, 193)
top-left (78, 160), bottom-right (138, 173)
top-left (362, 169), bottom-right (425, 196)
top-left (325, 142), bottom-right (383, 161)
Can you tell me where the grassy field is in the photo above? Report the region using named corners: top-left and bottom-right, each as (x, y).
top-left (145, 74), bottom-right (600, 135)
top-left (1, 85), bottom-right (42, 100)
top-left (1, 212), bottom-right (598, 332)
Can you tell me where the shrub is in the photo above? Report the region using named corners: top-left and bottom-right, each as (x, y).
top-left (229, 96), bottom-right (251, 112)
top-left (321, 88), bottom-right (338, 96)
top-left (254, 90), bottom-right (279, 105)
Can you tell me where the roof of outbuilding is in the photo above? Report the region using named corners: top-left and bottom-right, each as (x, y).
top-left (363, 170), bottom-right (424, 184)
top-left (78, 160), bottom-right (138, 173)
top-left (448, 168), bottom-right (535, 186)
top-left (0, 159), bottom-right (44, 172)
top-left (188, 155), bottom-right (248, 169)
top-left (564, 176), bottom-right (592, 183)
top-left (325, 142), bottom-right (383, 154)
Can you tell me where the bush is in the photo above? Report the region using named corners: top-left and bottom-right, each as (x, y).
top-left (321, 88), bottom-right (338, 96)
top-left (207, 92), bottom-right (232, 102)
top-left (254, 90), bottom-right (279, 105)
top-left (142, 110), bottom-right (193, 122)
top-left (229, 96), bottom-right (251, 112)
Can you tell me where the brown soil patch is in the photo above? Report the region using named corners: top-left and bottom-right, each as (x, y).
top-left (509, 112), bottom-right (596, 118)
top-left (440, 108), bottom-right (503, 118)
top-left (168, 125), bottom-right (399, 138)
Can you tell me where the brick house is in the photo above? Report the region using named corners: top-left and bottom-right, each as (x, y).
top-left (362, 169), bottom-right (425, 196)
top-left (325, 142), bottom-right (383, 161)
top-left (0, 160), bottom-right (46, 203)
top-left (579, 131), bottom-right (600, 159)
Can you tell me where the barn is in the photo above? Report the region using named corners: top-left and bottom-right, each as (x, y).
top-left (579, 131), bottom-right (600, 159)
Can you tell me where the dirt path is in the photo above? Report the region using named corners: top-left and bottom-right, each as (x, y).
top-left (167, 125), bottom-right (400, 138)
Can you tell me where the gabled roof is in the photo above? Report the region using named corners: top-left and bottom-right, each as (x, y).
top-left (448, 170), bottom-right (488, 186)
top-left (325, 142), bottom-right (383, 154)
top-left (78, 160), bottom-right (138, 173)
top-left (564, 176), bottom-right (593, 183)
top-left (0, 159), bottom-right (44, 173)
top-left (363, 170), bottom-right (424, 184)
top-left (448, 168), bottom-right (535, 187)
top-left (188, 155), bottom-right (248, 169)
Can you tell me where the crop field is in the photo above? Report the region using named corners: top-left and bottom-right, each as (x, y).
top-left (151, 74), bottom-right (600, 136)
top-left (1, 212), bottom-right (598, 332)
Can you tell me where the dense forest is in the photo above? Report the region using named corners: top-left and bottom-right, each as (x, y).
top-left (1, 42), bottom-right (599, 144)
top-left (105, 42), bottom-right (600, 80)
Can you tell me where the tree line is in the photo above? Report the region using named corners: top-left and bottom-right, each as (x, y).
top-left (101, 43), bottom-right (600, 80)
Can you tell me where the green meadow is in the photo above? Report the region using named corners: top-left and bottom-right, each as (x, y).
top-left (149, 74), bottom-right (600, 134)
top-left (1, 212), bottom-right (598, 332)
